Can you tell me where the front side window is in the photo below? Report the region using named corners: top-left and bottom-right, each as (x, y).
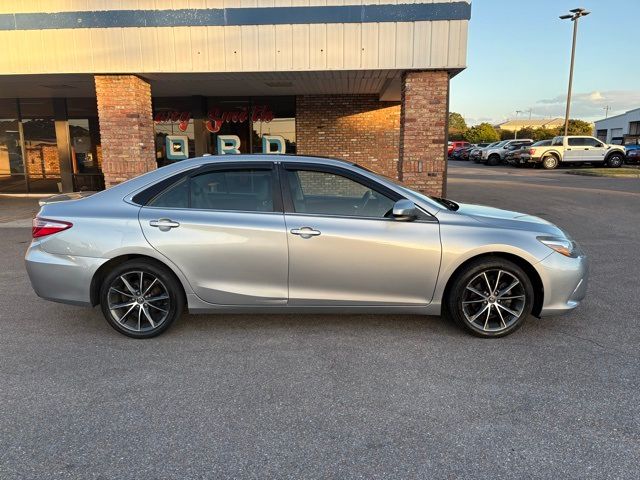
top-left (285, 169), bottom-right (395, 218)
top-left (147, 168), bottom-right (274, 212)
top-left (583, 138), bottom-right (603, 147)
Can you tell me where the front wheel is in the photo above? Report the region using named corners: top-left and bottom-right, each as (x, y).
top-left (606, 153), bottom-right (624, 168)
top-left (99, 260), bottom-right (184, 338)
top-left (487, 154), bottom-right (500, 166)
top-left (445, 258), bottom-right (534, 338)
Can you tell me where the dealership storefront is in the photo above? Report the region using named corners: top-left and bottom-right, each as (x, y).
top-left (0, 1), bottom-right (470, 196)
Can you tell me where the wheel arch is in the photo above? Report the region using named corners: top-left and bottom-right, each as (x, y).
top-left (442, 252), bottom-right (544, 318)
top-left (90, 254), bottom-right (187, 307)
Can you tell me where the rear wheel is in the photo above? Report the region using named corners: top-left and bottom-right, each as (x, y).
top-left (445, 258), bottom-right (534, 338)
top-left (606, 153), bottom-right (624, 168)
top-left (542, 155), bottom-right (559, 169)
top-left (99, 260), bottom-right (184, 339)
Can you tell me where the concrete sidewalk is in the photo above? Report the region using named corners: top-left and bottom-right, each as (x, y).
top-left (0, 196), bottom-right (42, 226)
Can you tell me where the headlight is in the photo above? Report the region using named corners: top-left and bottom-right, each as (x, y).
top-left (537, 236), bottom-right (579, 258)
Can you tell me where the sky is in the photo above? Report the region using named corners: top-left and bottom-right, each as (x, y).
top-left (450, 0), bottom-right (640, 126)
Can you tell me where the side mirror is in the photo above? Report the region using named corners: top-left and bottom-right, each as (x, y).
top-left (392, 199), bottom-right (418, 221)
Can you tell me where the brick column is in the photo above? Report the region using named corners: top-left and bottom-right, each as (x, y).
top-left (95, 75), bottom-right (156, 188)
top-left (399, 71), bottom-right (449, 197)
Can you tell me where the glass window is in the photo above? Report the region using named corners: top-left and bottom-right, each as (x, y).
top-left (567, 138), bottom-right (586, 146)
top-left (148, 177), bottom-right (189, 209)
top-left (583, 138), bottom-right (602, 147)
top-left (286, 169), bottom-right (395, 218)
top-left (0, 118), bottom-right (25, 193)
top-left (149, 169), bottom-right (275, 212)
top-left (191, 169), bottom-right (274, 211)
top-left (628, 122), bottom-right (640, 136)
top-left (251, 96), bottom-right (296, 154)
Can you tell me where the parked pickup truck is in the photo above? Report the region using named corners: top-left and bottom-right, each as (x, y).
top-left (526, 136), bottom-right (626, 169)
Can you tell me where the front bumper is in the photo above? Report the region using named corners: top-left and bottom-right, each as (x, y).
top-left (25, 242), bottom-right (107, 306)
top-left (537, 251), bottom-right (589, 317)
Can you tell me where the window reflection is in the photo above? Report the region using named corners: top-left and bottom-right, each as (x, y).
top-left (0, 119), bottom-right (25, 193)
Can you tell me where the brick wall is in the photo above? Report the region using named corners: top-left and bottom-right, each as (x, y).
top-left (296, 95), bottom-right (401, 180)
top-left (399, 70), bottom-right (449, 197)
top-left (95, 75), bottom-right (156, 188)
top-left (26, 145), bottom-right (60, 177)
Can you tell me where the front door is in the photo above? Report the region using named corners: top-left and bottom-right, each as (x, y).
top-left (139, 163), bottom-right (288, 305)
top-left (281, 164), bottom-right (441, 306)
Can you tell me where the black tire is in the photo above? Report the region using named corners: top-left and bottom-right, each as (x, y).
top-left (542, 155), bottom-right (559, 170)
top-left (487, 154), bottom-right (500, 166)
top-left (99, 259), bottom-right (184, 339)
top-left (606, 153), bottom-right (624, 168)
top-left (445, 257), bottom-right (534, 338)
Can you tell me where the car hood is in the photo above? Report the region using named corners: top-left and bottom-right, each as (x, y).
top-left (455, 202), bottom-right (565, 236)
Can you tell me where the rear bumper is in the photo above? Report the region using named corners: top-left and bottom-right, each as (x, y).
top-left (537, 251), bottom-right (589, 317)
top-left (25, 242), bottom-right (107, 306)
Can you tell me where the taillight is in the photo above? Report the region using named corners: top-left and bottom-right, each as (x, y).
top-left (32, 217), bottom-right (73, 238)
top-left (529, 148), bottom-right (536, 155)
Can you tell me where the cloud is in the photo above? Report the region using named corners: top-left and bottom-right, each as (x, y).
top-left (535, 90), bottom-right (640, 120)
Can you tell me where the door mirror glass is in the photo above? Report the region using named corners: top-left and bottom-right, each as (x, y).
top-left (392, 199), bottom-right (417, 221)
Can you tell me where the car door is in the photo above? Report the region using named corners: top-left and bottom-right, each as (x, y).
top-left (280, 163), bottom-right (441, 306)
top-left (583, 137), bottom-right (607, 162)
top-left (138, 162), bottom-right (288, 305)
top-left (564, 137), bottom-right (588, 162)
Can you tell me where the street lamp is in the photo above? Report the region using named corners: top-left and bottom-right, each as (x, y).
top-left (560, 7), bottom-right (590, 137)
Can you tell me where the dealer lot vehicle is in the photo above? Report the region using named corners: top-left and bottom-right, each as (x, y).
top-left (470, 142), bottom-right (499, 162)
top-left (25, 155), bottom-right (588, 339)
top-left (448, 141), bottom-right (471, 157)
top-left (504, 141), bottom-right (534, 165)
top-left (481, 139), bottom-right (534, 166)
top-left (516, 139), bottom-right (552, 166)
top-left (529, 136), bottom-right (626, 169)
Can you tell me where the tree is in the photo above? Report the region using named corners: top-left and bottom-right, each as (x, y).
top-left (464, 123), bottom-right (500, 143)
top-left (556, 119), bottom-right (593, 136)
top-left (532, 127), bottom-right (556, 141)
top-left (448, 112), bottom-right (467, 140)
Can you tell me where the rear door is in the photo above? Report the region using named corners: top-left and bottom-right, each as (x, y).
top-left (138, 162), bottom-right (288, 305)
top-left (280, 163), bottom-right (441, 306)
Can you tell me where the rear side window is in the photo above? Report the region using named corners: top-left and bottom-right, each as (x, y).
top-left (148, 177), bottom-right (189, 208)
top-left (191, 170), bottom-right (273, 212)
top-left (147, 168), bottom-right (275, 212)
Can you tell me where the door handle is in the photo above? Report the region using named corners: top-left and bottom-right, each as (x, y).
top-left (149, 218), bottom-right (180, 231)
top-left (290, 227), bottom-right (321, 238)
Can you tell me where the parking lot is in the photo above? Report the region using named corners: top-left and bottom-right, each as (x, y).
top-left (1, 163), bottom-right (639, 479)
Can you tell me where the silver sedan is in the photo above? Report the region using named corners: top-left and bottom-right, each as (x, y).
top-left (25, 156), bottom-right (588, 339)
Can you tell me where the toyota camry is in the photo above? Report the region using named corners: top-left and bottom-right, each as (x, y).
top-left (25, 155), bottom-right (588, 339)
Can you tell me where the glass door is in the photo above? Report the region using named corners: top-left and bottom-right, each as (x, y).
top-left (22, 118), bottom-right (61, 193)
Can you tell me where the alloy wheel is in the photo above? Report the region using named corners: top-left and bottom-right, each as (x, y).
top-left (461, 269), bottom-right (527, 333)
top-left (107, 271), bottom-right (170, 333)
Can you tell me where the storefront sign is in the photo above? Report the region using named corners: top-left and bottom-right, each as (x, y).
top-left (206, 105), bottom-right (274, 133)
top-left (154, 105), bottom-right (275, 134)
top-left (217, 134), bottom-right (286, 155)
top-left (154, 111), bottom-right (191, 132)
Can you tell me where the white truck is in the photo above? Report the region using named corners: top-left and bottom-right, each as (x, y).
top-left (526, 136), bottom-right (626, 169)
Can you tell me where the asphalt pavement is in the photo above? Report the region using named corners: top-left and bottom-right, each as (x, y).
top-left (0, 163), bottom-right (638, 479)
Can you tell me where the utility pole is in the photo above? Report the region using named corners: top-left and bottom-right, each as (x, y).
top-left (603, 105), bottom-right (610, 118)
top-left (560, 8), bottom-right (591, 137)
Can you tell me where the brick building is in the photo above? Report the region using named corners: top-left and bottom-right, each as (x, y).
top-left (0, 1), bottom-right (470, 196)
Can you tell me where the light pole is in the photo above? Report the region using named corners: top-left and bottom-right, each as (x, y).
top-left (515, 110), bottom-right (523, 139)
top-left (560, 8), bottom-right (590, 137)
